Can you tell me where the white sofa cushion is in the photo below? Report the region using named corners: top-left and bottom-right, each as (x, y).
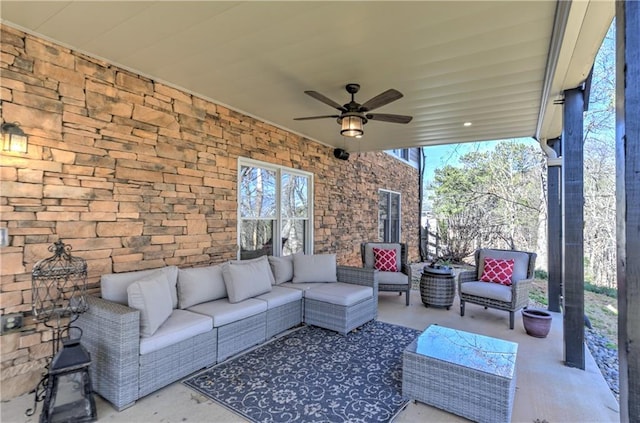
top-left (222, 257), bottom-right (273, 303)
top-left (305, 282), bottom-right (373, 306)
top-left (268, 255), bottom-right (294, 284)
top-left (139, 309), bottom-right (213, 355)
top-left (255, 286), bottom-right (303, 309)
top-left (281, 282), bottom-right (332, 293)
top-left (460, 281), bottom-right (512, 303)
top-left (378, 271), bottom-right (408, 285)
top-left (127, 272), bottom-right (174, 337)
top-left (363, 243), bottom-right (401, 272)
top-left (229, 256), bottom-right (276, 285)
top-left (188, 298), bottom-right (267, 327)
top-left (101, 266), bottom-right (179, 308)
top-left (292, 254), bottom-right (337, 283)
top-left (477, 249), bottom-right (530, 284)
top-left (178, 265), bottom-right (227, 309)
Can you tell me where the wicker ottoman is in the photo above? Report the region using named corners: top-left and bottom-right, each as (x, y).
top-left (304, 282), bottom-right (375, 335)
top-left (420, 270), bottom-right (455, 309)
top-left (403, 325), bottom-right (518, 423)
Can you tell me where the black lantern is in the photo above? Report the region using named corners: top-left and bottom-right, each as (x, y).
top-left (27, 240), bottom-right (97, 423)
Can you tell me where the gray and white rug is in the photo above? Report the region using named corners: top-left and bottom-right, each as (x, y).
top-left (183, 320), bottom-right (420, 423)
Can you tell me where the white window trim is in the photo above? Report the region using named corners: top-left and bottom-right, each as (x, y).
top-left (378, 189), bottom-right (402, 243)
top-left (237, 157), bottom-right (314, 257)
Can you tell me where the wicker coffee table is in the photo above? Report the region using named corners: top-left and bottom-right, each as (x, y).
top-left (420, 269), bottom-right (455, 309)
top-left (402, 325), bottom-right (518, 423)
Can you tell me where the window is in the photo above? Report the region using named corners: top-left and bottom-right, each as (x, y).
top-left (238, 158), bottom-right (312, 259)
top-left (379, 190), bottom-right (401, 243)
top-left (390, 148), bottom-right (409, 161)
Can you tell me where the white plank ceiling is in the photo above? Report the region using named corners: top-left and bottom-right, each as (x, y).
top-left (0, 1), bottom-right (614, 152)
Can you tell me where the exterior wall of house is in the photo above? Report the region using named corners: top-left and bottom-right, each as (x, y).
top-left (0, 25), bottom-right (419, 399)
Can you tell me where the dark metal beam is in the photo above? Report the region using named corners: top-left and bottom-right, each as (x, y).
top-left (616, 1), bottom-right (640, 420)
top-left (562, 87), bottom-right (585, 370)
top-left (547, 137), bottom-right (562, 313)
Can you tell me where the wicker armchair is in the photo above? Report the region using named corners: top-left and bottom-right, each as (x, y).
top-left (361, 242), bottom-right (411, 306)
top-left (458, 248), bottom-right (536, 329)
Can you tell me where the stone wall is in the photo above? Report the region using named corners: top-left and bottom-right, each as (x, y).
top-left (0, 24), bottom-right (419, 399)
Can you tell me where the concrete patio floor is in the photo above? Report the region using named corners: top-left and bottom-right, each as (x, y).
top-left (1, 289), bottom-right (619, 422)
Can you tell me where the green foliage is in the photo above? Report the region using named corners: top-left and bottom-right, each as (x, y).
top-left (534, 269), bottom-right (548, 280)
top-left (584, 281), bottom-right (617, 299)
top-left (429, 140), bottom-right (544, 256)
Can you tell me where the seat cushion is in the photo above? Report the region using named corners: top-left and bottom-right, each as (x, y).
top-left (187, 298), bottom-right (267, 327)
top-left (139, 309), bottom-right (213, 355)
top-left (281, 282), bottom-right (333, 293)
top-left (378, 271), bottom-right (409, 285)
top-left (305, 282), bottom-right (373, 307)
top-left (363, 243), bottom-right (401, 272)
top-left (460, 281), bottom-right (512, 303)
top-left (477, 249), bottom-right (530, 284)
top-left (255, 286), bottom-right (303, 309)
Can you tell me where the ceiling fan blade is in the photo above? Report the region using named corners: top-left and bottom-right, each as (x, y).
top-left (366, 113), bottom-right (413, 124)
top-left (304, 91), bottom-right (347, 112)
top-left (294, 114), bottom-right (340, 121)
top-left (360, 89), bottom-right (403, 111)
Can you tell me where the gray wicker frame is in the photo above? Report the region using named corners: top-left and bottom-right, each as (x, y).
top-left (402, 336), bottom-right (516, 423)
top-left (360, 242), bottom-right (411, 306)
top-left (458, 249), bottom-right (537, 329)
top-left (216, 312), bottom-right (267, 362)
top-left (76, 265), bottom-right (376, 411)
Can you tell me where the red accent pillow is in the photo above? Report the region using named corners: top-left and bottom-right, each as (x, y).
top-left (480, 258), bottom-right (515, 286)
top-left (373, 248), bottom-right (398, 272)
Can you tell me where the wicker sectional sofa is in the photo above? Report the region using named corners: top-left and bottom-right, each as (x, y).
top-left (76, 254), bottom-right (378, 411)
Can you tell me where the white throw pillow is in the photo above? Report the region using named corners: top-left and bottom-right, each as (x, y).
top-left (177, 265), bottom-right (227, 309)
top-left (127, 271), bottom-right (173, 337)
top-left (268, 255), bottom-right (294, 285)
top-left (292, 254), bottom-right (337, 283)
top-left (222, 257), bottom-right (273, 303)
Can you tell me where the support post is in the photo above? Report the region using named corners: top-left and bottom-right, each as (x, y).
top-left (546, 138), bottom-right (562, 313)
top-left (562, 87), bottom-right (585, 370)
top-left (616, 1), bottom-right (640, 420)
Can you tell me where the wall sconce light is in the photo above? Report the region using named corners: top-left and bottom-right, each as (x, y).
top-left (339, 113), bottom-right (366, 138)
top-left (1, 122), bottom-right (28, 153)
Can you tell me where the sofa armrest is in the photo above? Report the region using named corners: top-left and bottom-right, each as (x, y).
top-left (337, 266), bottom-right (378, 291)
top-left (76, 295), bottom-right (140, 411)
top-left (337, 265), bottom-right (379, 318)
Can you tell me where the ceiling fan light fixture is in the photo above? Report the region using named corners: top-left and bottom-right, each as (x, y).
top-left (339, 114), bottom-right (365, 138)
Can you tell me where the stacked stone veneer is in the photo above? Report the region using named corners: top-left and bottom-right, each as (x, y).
top-left (0, 24), bottom-right (419, 399)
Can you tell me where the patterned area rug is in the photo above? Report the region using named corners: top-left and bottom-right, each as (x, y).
top-left (183, 320), bottom-right (420, 423)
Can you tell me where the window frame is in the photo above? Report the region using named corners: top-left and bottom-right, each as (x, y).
top-left (378, 189), bottom-right (401, 243)
top-left (237, 157), bottom-right (314, 258)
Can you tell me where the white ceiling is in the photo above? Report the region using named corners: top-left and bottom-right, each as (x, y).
top-left (0, 1), bottom-right (614, 153)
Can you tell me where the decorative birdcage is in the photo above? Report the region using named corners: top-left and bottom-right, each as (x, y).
top-left (27, 240), bottom-right (96, 423)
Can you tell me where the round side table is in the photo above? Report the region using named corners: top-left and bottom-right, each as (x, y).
top-left (420, 269), bottom-right (456, 309)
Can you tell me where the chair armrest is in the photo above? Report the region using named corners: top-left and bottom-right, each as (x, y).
top-left (458, 270), bottom-right (477, 283)
top-left (76, 296), bottom-right (140, 410)
top-left (401, 263), bottom-right (412, 281)
top-left (512, 277), bottom-right (534, 309)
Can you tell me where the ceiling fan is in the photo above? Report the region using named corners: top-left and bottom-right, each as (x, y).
top-left (294, 83), bottom-right (412, 138)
